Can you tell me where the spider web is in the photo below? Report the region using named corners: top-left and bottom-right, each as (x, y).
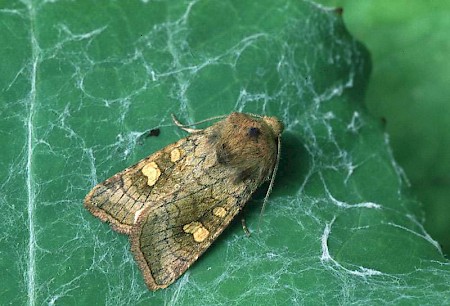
top-left (0, 0), bottom-right (449, 305)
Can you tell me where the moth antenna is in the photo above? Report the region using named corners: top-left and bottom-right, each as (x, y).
top-left (171, 114), bottom-right (202, 133)
top-left (171, 114), bottom-right (228, 133)
top-left (258, 135), bottom-right (281, 231)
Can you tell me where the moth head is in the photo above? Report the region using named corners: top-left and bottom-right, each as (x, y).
top-left (213, 112), bottom-right (283, 183)
top-left (226, 112), bottom-right (283, 141)
top-left (261, 116), bottom-right (283, 139)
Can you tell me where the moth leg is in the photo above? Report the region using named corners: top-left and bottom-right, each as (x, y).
top-left (241, 218), bottom-right (251, 237)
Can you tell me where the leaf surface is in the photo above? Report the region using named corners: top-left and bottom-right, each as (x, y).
top-left (0, 1), bottom-right (448, 305)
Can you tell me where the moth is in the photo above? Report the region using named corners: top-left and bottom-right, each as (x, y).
top-left (84, 112), bottom-right (283, 290)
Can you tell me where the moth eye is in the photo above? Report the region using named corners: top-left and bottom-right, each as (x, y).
top-left (247, 127), bottom-right (261, 139)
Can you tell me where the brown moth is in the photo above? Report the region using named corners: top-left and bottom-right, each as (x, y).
top-left (84, 112), bottom-right (283, 290)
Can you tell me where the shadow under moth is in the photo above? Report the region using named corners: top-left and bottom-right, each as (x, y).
top-left (84, 112), bottom-right (283, 290)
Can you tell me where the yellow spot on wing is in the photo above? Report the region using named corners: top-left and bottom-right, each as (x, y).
top-left (141, 162), bottom-right (161, 186)
top-left (170, 148), bottom-right (181, 162)
top-left (183, 221), bottom-right (209, 242)
top-left (213, 206), bottom-right (227, 218)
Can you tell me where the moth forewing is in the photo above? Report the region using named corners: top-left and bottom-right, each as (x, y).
top-left (84, 112), bottom-right (283, 290)
top-left (84, 150), bottom-right (167, 235)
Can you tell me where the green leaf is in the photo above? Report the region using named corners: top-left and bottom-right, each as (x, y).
top-left (321, 0), bottom-right (450, 256)
top-left (1, 1), bottom-right (448, 305)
